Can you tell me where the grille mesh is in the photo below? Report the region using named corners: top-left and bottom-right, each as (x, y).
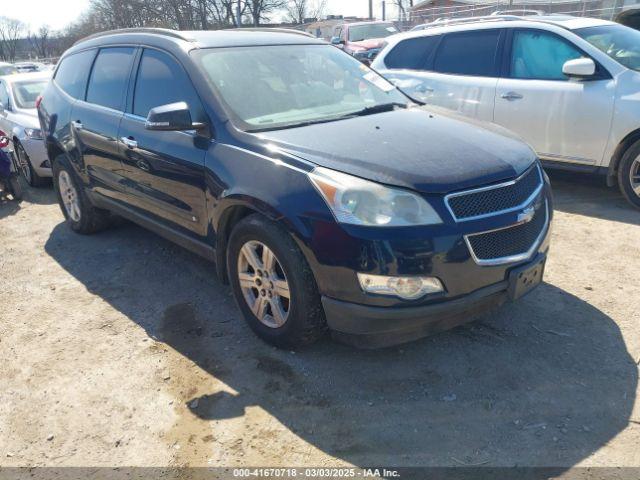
top-left (467, 204), bottom-right (547, 261)
top-left (448, 166), bottom-right (542, 220)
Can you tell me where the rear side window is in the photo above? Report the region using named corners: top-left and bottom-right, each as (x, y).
top-left (384, 35), bottom-right (440, 70)
top-left (433, 30), bottom-right (501, 77)
top-left (510, 30), bottom-right (583, 80)
top-left (54, 49), bottom-right (96, 99)
top-left (133, 49), bottom-right (201, 118)
top-left (86, 47), bottom-right (135, 111)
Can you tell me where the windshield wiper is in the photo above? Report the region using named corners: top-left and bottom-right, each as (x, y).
top-left (342, 102), bottom-right (408, 118)
top-left (245, 103), bottom-right (409, 133)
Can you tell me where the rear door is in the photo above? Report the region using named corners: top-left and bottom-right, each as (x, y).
top-left (117, 47), bottom-right (209, 236)
top-left (426, 29), bottom-right (503, 122)
top-left (379, 29), bottom-right (503, 122)
top-left (71, 47), bottom-right (136, 197)
top-left (493, 28), bottom-right (615, 164)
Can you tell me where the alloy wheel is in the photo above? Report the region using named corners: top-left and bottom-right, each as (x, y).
top-left (15, 145), bottom-right (31, 185)
top-left (631, 154), bottom-right (640, 199)
top-left (237, 240), bottom-right (291, 328)
top-left (58, 170), bottom-right (81, 222)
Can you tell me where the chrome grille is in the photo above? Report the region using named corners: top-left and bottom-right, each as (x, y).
top-left (465, 202), bottom-right (549, 266)
top-left (446, 165), bottom-right (543, 222)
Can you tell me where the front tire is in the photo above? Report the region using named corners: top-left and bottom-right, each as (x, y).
top-left (227, 214), bottom-right (327, 349)
top-left (52, 155), bottom-right (111, 234)
top-left (618, 140), bottom-right (640, 210)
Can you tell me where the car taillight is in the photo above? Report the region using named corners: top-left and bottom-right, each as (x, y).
top-left (35, 95), bottom-right (43, 109)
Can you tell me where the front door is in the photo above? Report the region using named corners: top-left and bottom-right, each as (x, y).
top-left (71, 47), bottom-right (136, 197)
top-left (494, 29), bottom-right (615, 165)
top-left (117, 48), bottom-right (209, 236)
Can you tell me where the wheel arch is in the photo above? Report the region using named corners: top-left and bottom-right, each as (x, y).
top-left (607, 128), bottom-right (640, 187)
top-left (213, 196), bottom-right (307, 285)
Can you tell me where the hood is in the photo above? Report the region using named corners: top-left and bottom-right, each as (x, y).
top-left (349, 38), bottom-right (386, 50)
top-left (256, 107), bottom-right (536, 194)
top-left (11, 108), bottom-right (39, 128)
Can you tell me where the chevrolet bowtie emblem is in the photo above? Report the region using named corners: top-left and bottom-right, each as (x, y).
top-left (517, 206), bottom-right (536, 224)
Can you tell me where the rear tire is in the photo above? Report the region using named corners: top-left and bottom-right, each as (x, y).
top-left (52, 154), bottom-right (111, 234)
top-left (14, 141), bottom-right (48, 187)
top-left (227, 214), bottom-right (327, 349)
top-left (618, 139), bottom-right (640, 210)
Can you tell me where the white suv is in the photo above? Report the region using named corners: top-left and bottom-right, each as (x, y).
top-left (372, 15), bottom-right (640, 209)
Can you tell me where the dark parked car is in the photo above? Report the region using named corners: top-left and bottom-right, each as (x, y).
top-left (38, 28), bottom-right (553, 348)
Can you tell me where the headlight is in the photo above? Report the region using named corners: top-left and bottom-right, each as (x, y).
top-left (24, 128), bottom-right (42, 139)
top-left (309, 167), bottom-right (442, 227)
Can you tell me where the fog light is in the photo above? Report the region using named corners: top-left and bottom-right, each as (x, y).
top-left (357, 273), bottom-right (444, 300)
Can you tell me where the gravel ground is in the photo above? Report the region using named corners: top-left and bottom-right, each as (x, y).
top-left (0, 171), bottom-right (639, 471)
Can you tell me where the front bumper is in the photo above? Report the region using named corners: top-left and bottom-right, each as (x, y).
top-left (20, 136), bottom-right (51, 177)
top-left (323, 253), bottom-right (545, 348)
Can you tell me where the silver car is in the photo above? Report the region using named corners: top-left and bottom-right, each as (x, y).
top-left (0, 71), bottom-right (52, 186)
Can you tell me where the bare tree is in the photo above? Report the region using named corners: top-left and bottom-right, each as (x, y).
top-left (390, 0), bottom-right (407, 21)
top-left (0, 17), bottom-right (26, 61)
top-left (246, 0), bottom-right (286, 26)
top-left (285, 0), bottom-right (326, 24)
top-left (29, 25), bottom-right (51, 59)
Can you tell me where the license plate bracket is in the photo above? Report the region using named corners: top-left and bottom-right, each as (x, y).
top-left (508, 254), bottom-right (546, 301)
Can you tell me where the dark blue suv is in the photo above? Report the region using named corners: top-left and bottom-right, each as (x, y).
top-left (38, 28), bottom-right (552, 348)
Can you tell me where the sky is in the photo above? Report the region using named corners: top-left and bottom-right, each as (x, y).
top-left (6, 0), bottom-right (394, 32)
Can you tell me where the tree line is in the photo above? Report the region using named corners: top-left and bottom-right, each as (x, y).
top-left (0, 0), bottom-right (327, 62)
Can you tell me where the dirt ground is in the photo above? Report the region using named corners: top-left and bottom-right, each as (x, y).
top-left (0, 171), bottom-right (639, 472)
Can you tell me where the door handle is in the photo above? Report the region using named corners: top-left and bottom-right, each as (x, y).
top-left (72, 120), bottom-right (83, 130)
top-left (120, 136), bottom-right (138, 149)
top-left (501, 92), bottom-right (523, 101)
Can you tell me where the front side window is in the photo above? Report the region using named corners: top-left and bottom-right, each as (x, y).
top-left (433, 29), bottom-right (501, 77)
top-left (384, 35), bottom-right (440, 70)
top-left (575, 24), bottom-right (640, 72)
top-left (13, 80), bottom-right (48, 109)
top-left (86, 47), bottom-right (135, 110)
top-left (348, 23), bottom-right (398, 42)
top-left (193, 44), bottom-right (409, 132)
top-left (133, 49), bottom-right (201, 118)
top-left (510, 30), bottom-right (583, 80)
top-left (54, 49), bottom-right (96, 99)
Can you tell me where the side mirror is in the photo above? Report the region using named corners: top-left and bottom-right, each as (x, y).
top-left (145, 101), bottom-right (204, 131)
top-left (562, 58), bottom-right (596, 79)
top-left (330, 36), bottom-right (344, 46)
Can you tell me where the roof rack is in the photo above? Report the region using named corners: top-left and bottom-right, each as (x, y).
top-left (410, 14), bottom-right (550, 30)
top-left (227, 27), bottom-right (315, 38)
top-left (75, 28), bottom-right (193, 46)
top-left (429, 14), bottom-right (529, 26)
top-left (490, 9), bottom-right (545, 16)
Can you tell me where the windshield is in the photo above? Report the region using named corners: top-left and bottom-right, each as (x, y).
top-left (13, 80), bottom-right (48, 109)
top-left (575, 24), bottom-right (640, 72)
top-left (348, 23), bottom-right (398, 42)
top-left (193, 44), bottom-right (408, 132)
